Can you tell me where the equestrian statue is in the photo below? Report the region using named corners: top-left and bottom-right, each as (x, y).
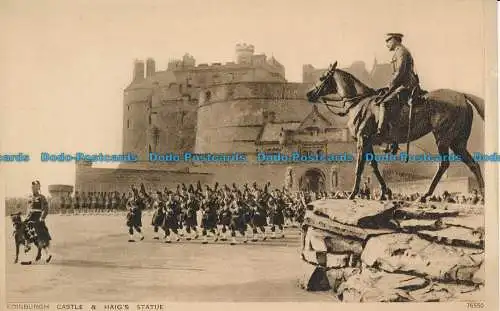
top-left (306, 33), bottom-right (484, 203)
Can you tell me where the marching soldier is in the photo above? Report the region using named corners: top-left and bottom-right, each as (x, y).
top-left (151, 191), bottom-right (166, 240)
top-left (163, 192), bottom-right (181, 243)
top-left (74, 191), bottom-right (81, 215)
top-left (126, 186), bottom-right (145, 242)
top-left (378, 33), bottom-right (422, 154)
top-left (200, 186), bottom-right (219, 244)
top-left (183, 191), bottom-right (200, 240)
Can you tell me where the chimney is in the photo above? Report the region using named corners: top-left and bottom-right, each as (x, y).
top-left (133, 59), bottom-right (145, 81)
top-left (146, 58), bottom-right (156, 77)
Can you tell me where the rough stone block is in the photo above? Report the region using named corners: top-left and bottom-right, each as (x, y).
top-left (417, 226), bottom-right (483, 249)
top-left (303, 211), bottom-right (394, 242)
top-left (336, 268), bottom-right (428, 302)
top-left (361, 233), bottom-right (484, 283)
top-left (311, 199), bottom-right (399, 228)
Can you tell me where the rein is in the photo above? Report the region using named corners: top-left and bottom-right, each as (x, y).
top-left (322, 93), bottom-right (375, 116)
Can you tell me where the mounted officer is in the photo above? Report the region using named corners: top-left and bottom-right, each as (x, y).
top-left (377, 33), bottom-right (423, 154)
top-left (24, 180), bottom-right (52, 258)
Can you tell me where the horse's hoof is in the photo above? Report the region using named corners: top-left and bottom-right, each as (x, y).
top-left (20, 261), bottom-right (32, 265)
top-left (348, 195), bottom-right (356, 200)
top-left (164, 240), bottom-right (171, 244)
top-left (186, 237), bottom-right (192, 241)
top-left (140, 236), bottom-right (144, 241)
top-left (202, 241), bottom-right (208, 244)
top-left (128, 239), bottom-right (135, 242)
top-left (251, 239), bottom-right (258, 242)
top-left (45, 255), bottom-right (52, 263)
top-left (14, 259), bottom-right (18, 264)
top-left (153, 237), bottom-right (159, 240)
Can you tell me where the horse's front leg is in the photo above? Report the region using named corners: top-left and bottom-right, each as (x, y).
top-left (35, 244), bottom-right (42, 262)
top-left (366, 142), bottom-right (389, 200)
top-left (349, 137), bottom-right (368, 200)
top-left (14, 241), bottom-right (20, 263)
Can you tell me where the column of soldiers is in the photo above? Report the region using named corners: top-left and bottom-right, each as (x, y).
top-left (57, 191), bottom-right (129, 214)
top-left (126, 181), bottom-right (310, 245)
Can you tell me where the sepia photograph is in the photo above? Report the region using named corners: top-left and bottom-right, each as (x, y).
top-left (0, 0), bottom-right (498, 309)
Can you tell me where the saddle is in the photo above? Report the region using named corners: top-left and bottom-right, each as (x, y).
top-left (374, 86), bottom-right (428, 107)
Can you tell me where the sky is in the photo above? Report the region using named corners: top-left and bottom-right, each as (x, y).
top-left (0, 0), bottom-right (494, 197)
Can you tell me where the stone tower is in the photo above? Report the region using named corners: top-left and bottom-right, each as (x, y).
top-left (235, 43), bottom-right (255, 64)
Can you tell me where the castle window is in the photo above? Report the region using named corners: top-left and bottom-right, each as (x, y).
top-left (128, 105), bottom-right (130, 111)
top-left (148, 115), bottom-right (152, 125)
top-left (205, 91), bottom-right (211, 101)
top-left (127, 119), bottom-right (131, 129)
top-left (148, 145), bottom-right (152, 154)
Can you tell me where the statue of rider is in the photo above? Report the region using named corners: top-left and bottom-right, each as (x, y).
top-left (377, 33), bottom-right (422, 154)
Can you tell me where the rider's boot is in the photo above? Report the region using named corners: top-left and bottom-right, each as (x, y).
top-left (377, 103), bottom-right (387, 137)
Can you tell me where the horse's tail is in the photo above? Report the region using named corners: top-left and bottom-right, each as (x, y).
top-left (464, 93), bottom-right (485, 120)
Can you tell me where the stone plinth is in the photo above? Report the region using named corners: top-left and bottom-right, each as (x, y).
top-left (299, 199), bottom-right (485, 302)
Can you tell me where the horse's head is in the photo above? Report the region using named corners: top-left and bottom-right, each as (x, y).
top-left (10, 213), bottom-right (23, 227)
top-left (306, 61), bottom-right (338, 103)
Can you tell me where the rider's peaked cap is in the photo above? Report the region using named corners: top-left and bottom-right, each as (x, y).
top-left (32, 180), bottom-right (40, 186)
top-left (386, 33), bottom-right (403, 41)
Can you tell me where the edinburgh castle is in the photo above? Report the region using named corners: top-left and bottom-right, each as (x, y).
top-left (75, 44), bottom-right (481, 194)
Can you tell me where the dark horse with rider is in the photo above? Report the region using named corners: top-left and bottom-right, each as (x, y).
top-left (10, 180), bottom-right (53, 264)
top-left (306, 33), bottom-right (484, 203)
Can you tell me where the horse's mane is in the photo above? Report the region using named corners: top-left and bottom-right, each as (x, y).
top-left (335, 69), bottom-right (375, 96)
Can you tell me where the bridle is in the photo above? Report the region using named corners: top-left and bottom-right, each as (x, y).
top-left (311, 66), bottom-right (374, 115)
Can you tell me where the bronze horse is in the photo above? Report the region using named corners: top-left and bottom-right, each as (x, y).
top-left (306, 61), bottom-right (484, 202)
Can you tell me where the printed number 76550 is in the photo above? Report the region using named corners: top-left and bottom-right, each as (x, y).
top-left (467, 302), bottom-right (485, 308)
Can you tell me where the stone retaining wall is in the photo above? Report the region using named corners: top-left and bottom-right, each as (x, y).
top-left (298, 199), bottom-right (485, 302)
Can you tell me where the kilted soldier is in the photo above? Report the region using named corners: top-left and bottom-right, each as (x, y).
top-left (59, 195), bottom-right (66, 215)
top-left (111, 192), bottom-right (119, 212)
top-left (98, 192), bottom-right (105, 213)
top-left (104, 192), bottom-right (111, 213)
top-left (163, 192), bottom-right (181, 243)
top-left (184, 191), bottom-right (199, 240)
top-left (268, 192), bottom-right (285, 239)
top-left (81, 192), bottom-right (87, 214)
top-left (200, 187), bottom-right (219, 244)
top-left (91, 192), bottom-right (97, 213)
top-left (24, 180), bottom-right (53, 262)
top-left (218, 196), bottom-right (232, 241)
top-left (66, 193), bottom-right (73, 215)
top-left (74, 191), bottom-right (81, 214)
top-left (249, 192), bottom-right (268, 242)
top-left (151, 191), bottom-right (166, 240)
top-left (229, 192), bottom-right (249, 245)
top-left (126, 186), bottom-right (145, 242)
top-left (283, 192), bottom-right (295, 227)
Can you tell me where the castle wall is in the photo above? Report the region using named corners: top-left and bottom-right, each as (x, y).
top-left (195, 82), bottom-right (351, 153)
top-left (75, 164), bottom-right (213, 193)
top-left (122, 88), bottom-right (151, 158)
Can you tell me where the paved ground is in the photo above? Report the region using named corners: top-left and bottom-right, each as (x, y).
top-left (5, 214), bottom-right (335, 302)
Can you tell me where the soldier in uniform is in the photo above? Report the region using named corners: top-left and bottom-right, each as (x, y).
top-left (151, 191), bottom-right (166, 240)
top-left (163, 192), bottom-right (181, 243)
top-left (378, 33), bottom-right (422, 154)
top-left (126, 186), bottom-right (145, 242)
top-left (200, 186), bottom-right (219, 244)
top-left (24, 180), bottom-right (52, 262)
top-left (74, 191), bottom-right (81, 215)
